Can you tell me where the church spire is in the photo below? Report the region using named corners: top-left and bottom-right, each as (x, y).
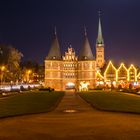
top-left (96, 12), bottom-right (105, 68)
top-left (97, 12), bottom-right (104, 45)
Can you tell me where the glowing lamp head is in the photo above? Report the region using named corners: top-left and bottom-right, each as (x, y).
top-left (27, 70), bottom-right (32, 74)
top-left (1, 66), bottom-right (5, 71)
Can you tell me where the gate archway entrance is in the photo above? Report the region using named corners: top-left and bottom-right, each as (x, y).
top-left (65, 82), bottom-right (75, 90)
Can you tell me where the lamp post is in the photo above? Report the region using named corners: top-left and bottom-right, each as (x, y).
top-left (0, 66), bottom-right (5, 89)
top-left (26, 70), bottom-right (32, 83)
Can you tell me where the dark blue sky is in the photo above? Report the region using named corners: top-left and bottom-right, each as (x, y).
top-left (0, 0), bottom-right (140, 65)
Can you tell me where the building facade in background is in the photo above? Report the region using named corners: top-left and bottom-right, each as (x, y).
top-left (97, 61), bottom-right (139, 88)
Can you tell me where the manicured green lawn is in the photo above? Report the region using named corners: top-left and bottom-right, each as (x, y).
top-left (80, 90), bottom-right (140, 113)
top-left (0, 91), bottom-right (64, 118)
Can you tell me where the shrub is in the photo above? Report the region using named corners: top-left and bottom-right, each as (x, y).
top-left (39, 87), bottom-right (55, 92)
top-left (94, 86), bottom-right (103, 90)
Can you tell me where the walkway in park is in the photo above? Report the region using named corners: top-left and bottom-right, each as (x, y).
top-left (1, 92), bottom-right (140, 140)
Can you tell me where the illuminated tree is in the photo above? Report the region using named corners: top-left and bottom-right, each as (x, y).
top-left (21, 61), bottom-right (44, 83)
top-left (0, 45), bottom-right (23, 82)
top-left (8, 47), bottom-right (23, 71)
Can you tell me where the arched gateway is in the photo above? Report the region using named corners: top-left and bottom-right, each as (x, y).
top-left (65, 82), bottom-right (75, 90)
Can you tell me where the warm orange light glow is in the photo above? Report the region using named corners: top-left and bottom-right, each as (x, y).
top-left (27, 70), bottom-right (32, 74)
top-left (103, 61), bottom-right (138, 85)
top-left (116, 63), bottom-right (128, 82)
top-left (104, 61), bottom-right (117, 82)
top-left (25, 70), bottom-right (32, 82)
top-left (136, 72), bottom-right (140, 82)
top-left (79, 81), bottom-right (90, 91)
top-left (128, 64), bottom-right (137, 82)
top-left (1, 66), bottom-right (5, 71)
top-left (96, 71), bottom-right (104, 80)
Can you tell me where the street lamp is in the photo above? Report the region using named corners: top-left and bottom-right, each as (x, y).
top-left (26, 70), bottom-right (32, 83)
top-left (0, 66), bottom-right (5, 89)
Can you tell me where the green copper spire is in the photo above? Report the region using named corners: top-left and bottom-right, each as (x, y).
top-left (97, 14), bottom-right (104, 45)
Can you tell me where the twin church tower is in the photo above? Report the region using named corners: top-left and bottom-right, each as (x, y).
top-left (45, 17), bottom-right (105, 90)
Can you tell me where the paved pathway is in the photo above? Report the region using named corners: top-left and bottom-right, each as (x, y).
top-left (54, 91), bottom-right (93, 113)
top-left (0, 92), bottom-right (140, 140)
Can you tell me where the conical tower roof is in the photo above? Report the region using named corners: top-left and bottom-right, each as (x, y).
top-left (96, 16), bottom-right (104, 45)
top-left (79, 28), bottom-right (94, 60)
top-left (46, 30), bottom-right (61, 60)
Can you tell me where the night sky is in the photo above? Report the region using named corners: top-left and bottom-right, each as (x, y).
top-left (0, 0), bottom-right (140, 65)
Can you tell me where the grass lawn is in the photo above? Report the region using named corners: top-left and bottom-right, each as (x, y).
top-left (79, 90), bottom-right (140, 114)
top-left (0, 91), bottom-right (64, 118)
